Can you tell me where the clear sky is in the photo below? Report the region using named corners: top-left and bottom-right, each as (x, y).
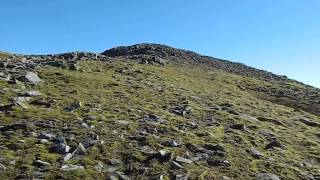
top-left (0, 0), bottom-right (319, 88)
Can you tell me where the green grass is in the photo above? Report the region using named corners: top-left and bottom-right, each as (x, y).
top-left (0, 59), bottom-right (319, 179)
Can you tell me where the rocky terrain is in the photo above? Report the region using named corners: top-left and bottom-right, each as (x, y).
top-left (0, 44), bottom-right (319, 179)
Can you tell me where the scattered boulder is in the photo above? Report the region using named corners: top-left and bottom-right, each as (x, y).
top-left (17, 72), bottom-right (43, 85)
top-left (50, 137), bottom-right (71, 154)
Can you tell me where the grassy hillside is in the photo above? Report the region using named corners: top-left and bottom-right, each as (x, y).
top-left (0, 51), bottom-right (11, 59)
top-left (0, 59), bottom-right (319, 179)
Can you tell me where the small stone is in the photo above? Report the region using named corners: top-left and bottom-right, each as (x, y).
top-left (68, 63), bottom-right (79, 70)
top-left (175, 156), bottom-right (193, 164)
top-left (0, 163), bottom-right (6, 171)
top-left (117, 120), bottom-right (131, 126)
top-left (176, 174), bottom-right (188, 180)
top-left (61, 164), bottom-right (84, 171)
top-left (95, 161), bottom-right (104, 172)
top-left (171, 161), bottom-right (184, 169)
top-left (25, 91), bottom-right (42, 96)
top-left (108, 175), bottom-right (119, 180)
top-left (221, 176), bottom-right (231, 180)
top-left (39, 132), bottom-right (56, 140)
top-left (159, 150), bottom-right (168, 157)
top-left (12, 97), bottom-right (31, 104)
top-left (203, 143), bottom-right (225, 152)
top-left (81, 122), bottom-right (89, 128)
top-left (265, 140), bottom-right (286, 150)
top-left (33, 160), bottom-right (51, 167)
top-left (165, 140), bottom-right (181, 147)
top-left (39, 139), bottom-right (50, 144)
top-left (256, 173), bottom-right (280, 180)
top-left (157, 150), bottom-right (172, 162)
top-left (64, 101), bottom-right (82, 112)
top-left (84, 115), bottom-right (97, 121)
top-left (53, 136), bottom-right (66, 144)
top-left (108, 159), bottom-right (122, 166)
top-left (77, 142), bottom-right (86, 154)
top-left (229, 123), bottom-right (246, 130)
top-left (207, 159), bottom-right (231, 167)
top-left (146, 114), bottom-right (163, 123)
top-left (116, 171), bottom-right (131, 180)
top-left (158, 175), bottom-right (164, 180)
top-left (63, 153), bottom-right (73, 161)
top-left (248, 147), bottom-right (264, 159)
top-left (51, 143), bottom-right (70, 154)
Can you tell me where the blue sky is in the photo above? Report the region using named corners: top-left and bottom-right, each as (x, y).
top-left (0, 0), bottom-right (319, 87)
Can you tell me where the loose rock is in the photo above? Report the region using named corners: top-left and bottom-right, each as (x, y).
top-left (256, 173), bottom-right (281, 180)
top-left (248, 147), bottom-right (264, 159)
top-left (61, 164), bottom-right (84, 171)
top-left (18, 72), bottom-right (42, 85)
top-left (175, 156), bottom-right (193, 164)
top-left (33, 160), bottom-right (51, 167)
top-left (265, 140), bottom-right (286, 150)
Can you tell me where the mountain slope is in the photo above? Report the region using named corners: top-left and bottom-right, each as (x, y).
top-left (0, 44), bottom-right (319, 179)
top-left (103, 44), bottom-right (320, 117)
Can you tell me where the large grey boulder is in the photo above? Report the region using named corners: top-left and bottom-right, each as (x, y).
top-left (18, 72), bottom-right (43, 85)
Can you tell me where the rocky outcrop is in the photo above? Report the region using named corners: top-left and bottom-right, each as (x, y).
top-left (0, 52), bottom-right (109, 84)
